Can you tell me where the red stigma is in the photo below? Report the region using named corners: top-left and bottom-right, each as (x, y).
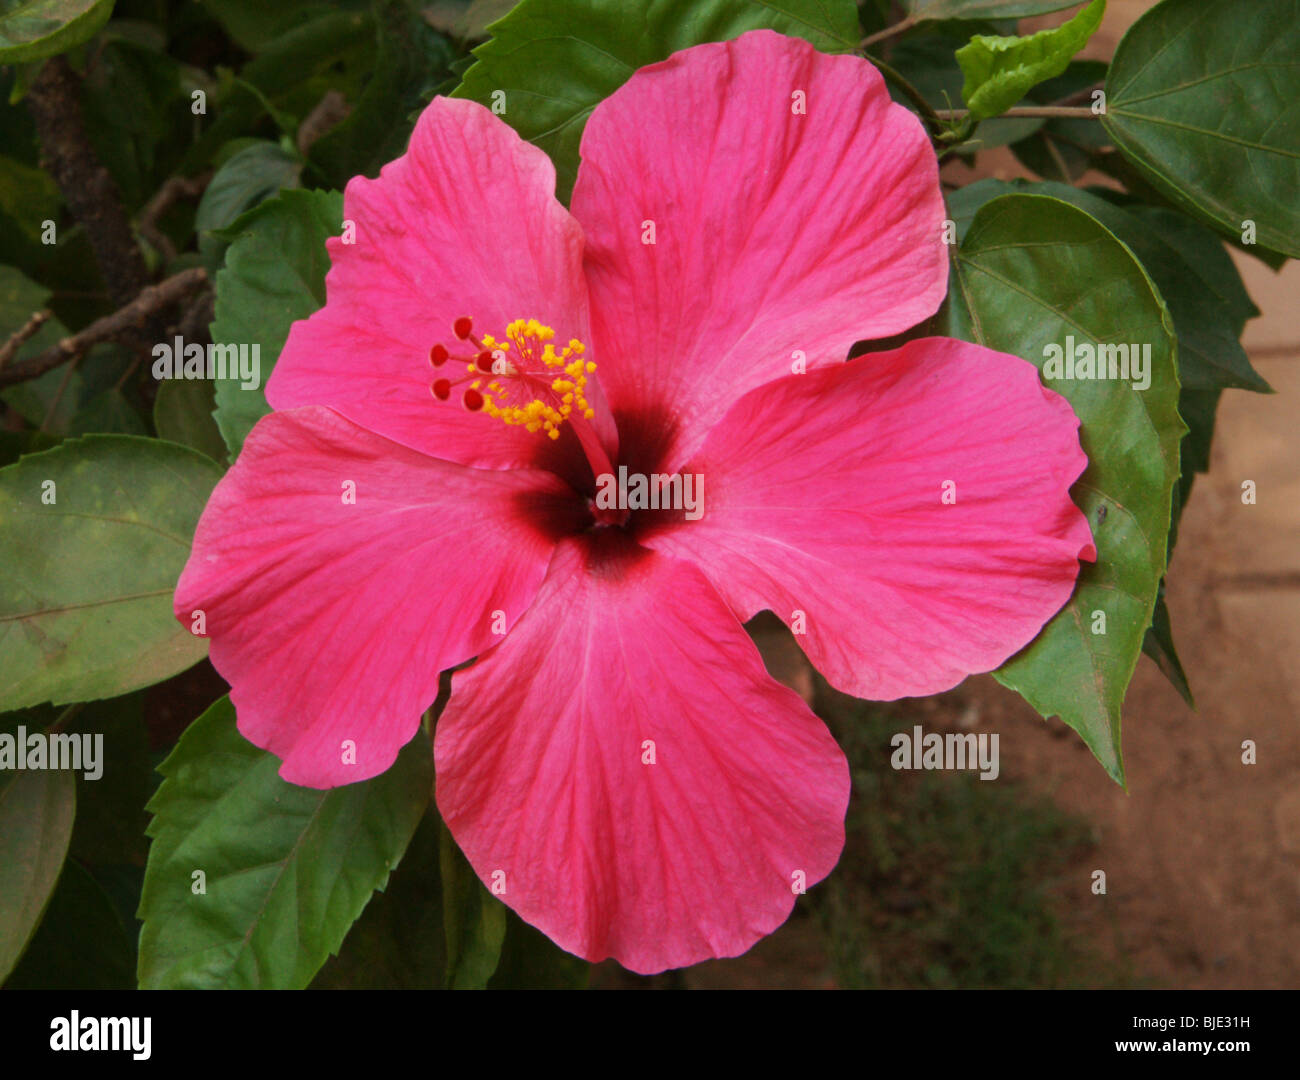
top-left (476, 350), bottom-right (496, 373)
top-left (453, 316), bottom-right (473, 340)
top-left (429, 344), bottom-right (449, 367)
top-left (432, 379), bottom-right (451, 401)
top-left (462, 388), bottom-right (485, 412)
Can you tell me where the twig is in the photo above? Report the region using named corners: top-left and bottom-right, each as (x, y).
top-left (113, 352), bottom-right (147, 393)
top-left (0, 268), bottom-right (208, 390)
top-left (861, 14), bottom-right (917, 50)
top-left (48, 702), bottom-right (86, 735)
top-left (935, 106), bottom-right (1098, 120)
top-left (1242, 345), bottom-right (1299, 360)
top-left (138, 173), bottom-right (210, 263)
top-left (0, 310), bottom-right (52, 371)
top-left (25, 57), bottom-right (149, 309)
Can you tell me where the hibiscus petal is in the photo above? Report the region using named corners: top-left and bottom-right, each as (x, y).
top-left (570, 29), bottom-right (947, 473)
top-left (175, 406), bottom-right (575, 787)
top-left (434, 538), bottom-right (849, 973)
top-left (266, 97), bottom-right (591, 471)
top-left (643, 338), bottom-right (1097, 700)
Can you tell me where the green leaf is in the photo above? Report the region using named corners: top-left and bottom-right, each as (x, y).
top-left (210, 188), bottom-right (341, 458)
top-left (0, 262), bottom-right (58, 342)
top-left (0, 428), bottom-right (58, 468)
top-left (1, 365), bottom-right (83, 435)
top-left (957, 0), bottom-right (1104, 121)
top-left (452, 0), bottom-right (862, 203)
top-left (0, 764), bottom-right (75, 981)
top-left (947, 179), bottom-right (1270, 392)
top-left (0, 0), bottom-right (115, 64)
top-left (4, 858), bottom-right (134, 989)
top-left (1141, 580), bottom-right (1192, 709)
top-left (1141, 384), bottom-right (1222, 709)
top-left (1126, 204), bottom-right (1259, 332)
top-left (440, 819), bottom-right (506, 989)
top-left (308, 0), bottom-right (457, 188)
top-left (67, 692), bottom-right (155, 865)
top-left (948, 194), bottom-right (1183, 784)
top-left (1102, 0), bottom-right (1300, 259)
top-left (67, 388), bottom-right (150, 436)
top-left (1097, 202), bottom-right (1268, 394)
top-left (886, 24), bottom-right (1044, 151)
top-left (194, 141), bottom-right (303, 236)
top-left (179, 9), bottom-right (376, 176)
top-left (0, 154), bottom-right (61, 247)
top-left (1174, 387), bottom-right (1222, 485)
top-left (951, 183), bottom-right (1259, 710)
top-left (489, 907), bottom-right (590, 989)
top-left (153, 376), bottom-right (228, 466)
top-left (137, 696), bottom-right (433, 989)
top-left (0, 266), bottom-right (68, 428)
top-left (80, 38), bottom-right (188, 211)
top-left (202, 0), bottom-right (368, 53)
top-left (16, 228), bottom-right (104, 330)
top-left (310, 811), bottom-right (447, 989)
top-left (0, 332), bottom-right (140, 439)
top-left (0, 436), bottom-right (222, 711)
top-left (902, 0), bottom-right (1081, 19)
top-left (952, 185), bottom-right (1263, 713)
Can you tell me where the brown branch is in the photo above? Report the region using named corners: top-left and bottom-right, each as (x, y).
top-left (139, 173), bottom-right (210, 263)
top-left (26, 57), bottom-right (150, 309)
top-left (0, 310), bottom-right (53, 371)
top-left (0, 269), bottom-right (208, 390)
top-left (935, 106), bottom-right (1098, 120)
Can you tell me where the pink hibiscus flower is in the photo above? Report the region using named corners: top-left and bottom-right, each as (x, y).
top-left (176, 30), bottom-right (1095, 973)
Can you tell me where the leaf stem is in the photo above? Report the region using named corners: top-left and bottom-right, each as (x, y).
top-left (49, 702), bottom-right (86, 735)
top-left (936, 106), bottom-right (1098, 120)
top-left (0, 310), bottom-right (51, 371)
top-left (862, 54), bottom-right (942, 134)
top-left (860, 14), bottom-right (917, 49)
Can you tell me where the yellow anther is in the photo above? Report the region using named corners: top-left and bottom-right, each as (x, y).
top-left (466, 317), bottom-right (595, 438)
